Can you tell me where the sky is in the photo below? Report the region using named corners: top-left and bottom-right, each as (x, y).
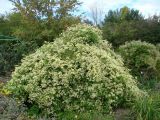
top-left (0, 0), bottom-right (160, 19)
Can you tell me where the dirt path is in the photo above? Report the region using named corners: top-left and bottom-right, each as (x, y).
top-left (114, 108), bottom-right (131, 120)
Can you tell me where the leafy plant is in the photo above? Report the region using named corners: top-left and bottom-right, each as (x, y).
top-left (118, 41), bottom-right (160, 81)
top-left (7, 24), bottom-right (144, 117)
top-left (0, 39), bottom-right (37, 75)
top-left (0, 82), bottom-right (11, 96)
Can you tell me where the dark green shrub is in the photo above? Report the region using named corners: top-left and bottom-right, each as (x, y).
top-left (7, 24), bottom-right (144, 117)
top-left (0, 39), bottom-right (37, 75)
top-left (118, 41), bottom-right (160, 81)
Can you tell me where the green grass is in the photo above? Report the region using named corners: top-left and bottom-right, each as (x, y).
top-left (58, 111), bottom-right (114, 120)
top-left (130, 91), bottom-right (160, 120)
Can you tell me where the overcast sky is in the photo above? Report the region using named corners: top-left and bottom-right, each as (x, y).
top-left (0, 0), bottom-right (160, 18)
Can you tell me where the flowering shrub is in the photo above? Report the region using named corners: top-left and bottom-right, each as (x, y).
top-left (7, 24), bottom-right (144, 117)
top-left (118, 41), bottom-right (160, 80)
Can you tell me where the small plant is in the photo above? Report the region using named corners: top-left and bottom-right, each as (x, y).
top-left (0, 82), bottom-right (11, 96)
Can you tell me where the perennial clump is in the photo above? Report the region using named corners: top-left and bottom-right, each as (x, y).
top-left (7, 24), bottom-right (143, 116)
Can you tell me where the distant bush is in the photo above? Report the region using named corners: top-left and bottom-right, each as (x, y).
top-left (118, 41), bottom-right (160, 81)
top-left (0, 39), bottom-right (37, 75)
top-left (7, 24), bottom-right (144, 118)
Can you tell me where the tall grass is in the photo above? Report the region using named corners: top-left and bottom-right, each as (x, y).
top-left (131, 92), bottom-right (160, 120)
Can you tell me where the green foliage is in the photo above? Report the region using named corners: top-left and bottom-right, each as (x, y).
top-left (7, 24), bottom-right (144, 117)
top-left (10, 0), bottom-right (81, 21)
top-left (102, 7), bottom-right (160, 47)
top-left (0, 15), bottom-right (11, 36)
top-left (103, 6), bottom-right (143, 23)
top-left (0, 38), bottom-right (37, 75)
top-left (0, 82), bottom-right (11, 95)
top-left (102, 21), bottom-right (139, 47)
top-left (101, 6), bottom-right (144, 40)
top-left (140, 78), bottom-right (159, 90)
top-left (118, 41), bottom-right (160, 81)
top-left (131, 92), bottom-right (160, 120)
top-left (0, 13), bottom-right (22, 36)
top-left (9, 0), bottom-right (81, 46)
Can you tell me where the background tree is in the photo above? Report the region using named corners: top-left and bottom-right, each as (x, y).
top-left (9, 0), bottom-right (82, 46)
top-left (102, 6), bottom-right (160, 47)
top-left (102, 6), bottom-right (144, 47)
top-left (0, 15), bottom-right (10, 35)
top-left (103, 6), bottom-right (143, 24)
top-left (0, 12), bottom-right (22, 36)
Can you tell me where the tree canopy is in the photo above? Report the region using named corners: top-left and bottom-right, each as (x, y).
top-left (8, 0), bottom-right (81, 45)
top-left (102, 6), bottom-right (160, 47)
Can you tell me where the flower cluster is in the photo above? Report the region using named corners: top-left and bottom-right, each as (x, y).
top-left (7, 24), bottom-right (144, 116)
